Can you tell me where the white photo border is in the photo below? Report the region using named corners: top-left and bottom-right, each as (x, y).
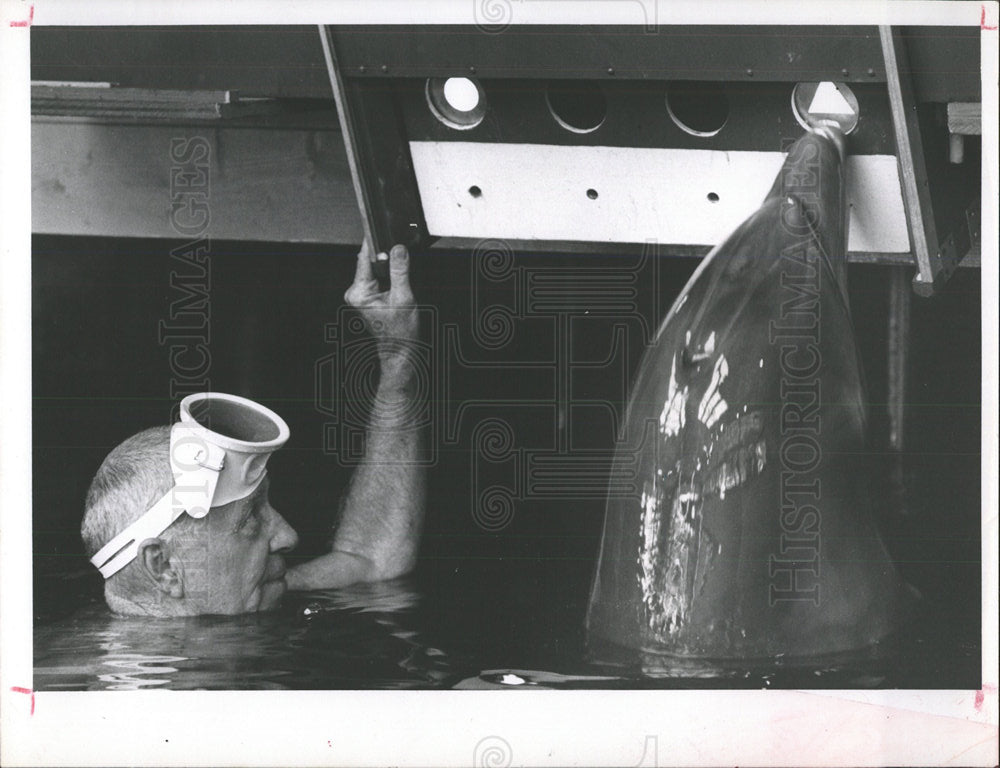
top-left (2, 1), bottom-right (997, 765)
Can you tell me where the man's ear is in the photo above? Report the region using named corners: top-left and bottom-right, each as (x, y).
top-left (137, 538), bottom-right (185, 598)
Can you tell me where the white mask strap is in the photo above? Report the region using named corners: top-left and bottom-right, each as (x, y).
top-left (89, 439), bottom-right (226, 579)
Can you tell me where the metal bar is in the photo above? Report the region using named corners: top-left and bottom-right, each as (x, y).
top-left (331, 25), bottom-right (890, 83)
top-left (318, 25), bottom-right (381, 255)
top-left (28, 26), bottom-right (981, 100)
top-left (887, 265), bottom-right (911, 451)
top-left (879, 26), bottom-right (943, 297)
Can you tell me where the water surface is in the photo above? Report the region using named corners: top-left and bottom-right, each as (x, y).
top-left (34, 554), bottom-right (979, 691)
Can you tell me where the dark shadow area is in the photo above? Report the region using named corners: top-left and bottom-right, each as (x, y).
top-left (32, 235), bottom-right (981, 687)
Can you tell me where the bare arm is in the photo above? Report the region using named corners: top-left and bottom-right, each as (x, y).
top-left (287, 242), bottom-right (426, 590)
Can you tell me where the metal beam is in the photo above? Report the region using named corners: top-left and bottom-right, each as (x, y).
top-left (880, 25), bottom-right (955, 297)
top-left (887, 265), bottom-right (911, 451)
top-left (319, 25), bottom-right (428, 261)
top-left (319, 25), bottom-right (381, 256)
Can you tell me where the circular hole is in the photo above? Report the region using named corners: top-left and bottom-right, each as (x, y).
top-left (665, 82), bottom-right (730, 137)
top-left (707, 192), bottom-right (719, 203)
top-left (426, 77), bottom-right (487, 130)
top-left (586, 189), bottom-right (599, 200)
top-left (468, 185), bottom-right (482, 198)
top-left (546, 81), bottom-right (607, 134)
top-left (443, 78), bottom-right (480, 112)
top-left (791, 81), bottom-right (859, 134)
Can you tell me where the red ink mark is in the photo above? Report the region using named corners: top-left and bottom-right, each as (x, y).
top-left (10, 686), bottom-right (35, 715)
top-left (8, 4), bottom-right (33, 27)
top-left (983, 5), bottom-right (998, 30)
top-left (975, 684), bottom-right (998, 711)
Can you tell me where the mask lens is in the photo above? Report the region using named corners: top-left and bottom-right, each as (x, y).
top-left (187, 395), bottom-right (281, 443)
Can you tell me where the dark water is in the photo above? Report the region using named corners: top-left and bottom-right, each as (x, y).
top-left (34, 535), bottom-right (980, 692)
top-left (31, 238), bottom-right (982, 691)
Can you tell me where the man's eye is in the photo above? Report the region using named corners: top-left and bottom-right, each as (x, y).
top-left (239, 508), bottom-right (262, 535)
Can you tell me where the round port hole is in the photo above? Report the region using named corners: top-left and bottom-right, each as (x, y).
top-left (666, 82), bottom-right (730, 137)
top-left (707, 192), bottom-right (719, 203)
top-left (546, 81), bottom-right (607, 134)
top-left (426, 77), bottom-right (487, 130)
top-left (586, 189), bottom-right (599, 200)
top-left (468, 185), bottom-right (482, 198)
top-left (791, 81), bottom-right (859, 134)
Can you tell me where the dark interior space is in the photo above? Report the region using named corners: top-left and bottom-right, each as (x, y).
top-left (32, 233), bottom-right (981, 687)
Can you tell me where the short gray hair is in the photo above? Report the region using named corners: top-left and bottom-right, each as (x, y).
top-left (82, 426), bottom-right (191, 612)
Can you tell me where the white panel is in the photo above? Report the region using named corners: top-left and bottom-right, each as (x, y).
top-left (845, 154), bottom-right (910, 253)
top-left (410, 142), bottom-right (909, 253)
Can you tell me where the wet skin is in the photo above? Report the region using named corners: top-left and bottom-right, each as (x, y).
top-left (587, 131), bottom-right (908, 658)
top-left (185, 477), bottom-right (300, 615)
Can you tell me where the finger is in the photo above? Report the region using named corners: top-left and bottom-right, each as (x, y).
top-left (388, 244), bottom-right (412, 301)
top-left (358, 237), bottom-right (373, 261)
top-left (353, 242), bottom-right (375, 286)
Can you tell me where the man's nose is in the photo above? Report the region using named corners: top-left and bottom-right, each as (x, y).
top-left (265, 507), bottom-right (299, 553)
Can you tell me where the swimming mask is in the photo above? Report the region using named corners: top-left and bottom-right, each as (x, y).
top-left (90, 392), bottom-right (290, 578)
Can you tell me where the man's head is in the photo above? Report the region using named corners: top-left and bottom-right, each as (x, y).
top-left (82, 426), bottom-right (298, 616)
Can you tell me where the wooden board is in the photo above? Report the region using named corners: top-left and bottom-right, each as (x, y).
top-left (947, 102), bottom-right (982, 136)
top-left (31, 118), bottom-right (364, 244)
